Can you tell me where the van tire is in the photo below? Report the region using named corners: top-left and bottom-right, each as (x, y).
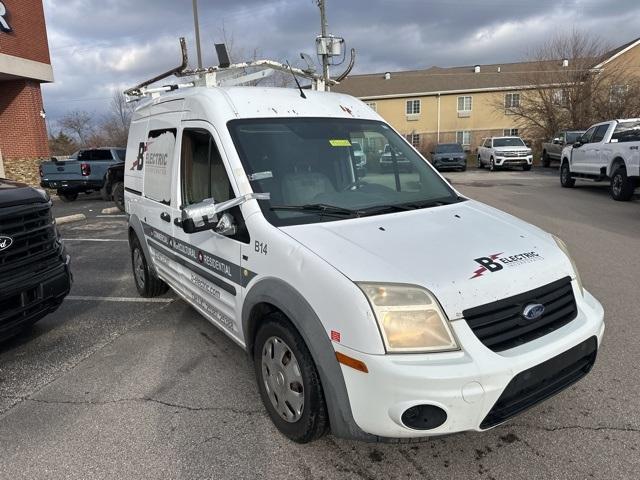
top-left (254, 312), bottom-right (329, 443)
top-left (610, 166), bottom-right (635, 201)
top-left (112, 182), bottom-right (125, 212)
top-left (58, 190), bottom-right (78, 202)
top-left (560, 162), bottom-right (575, 188)
top-left (130, 236), bottom-right (168, 297)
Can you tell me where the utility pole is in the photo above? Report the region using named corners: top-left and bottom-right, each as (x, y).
top-left (317, 0), bottom-right (329, 84)
top-left (192, 0), bottom-right (203, 69)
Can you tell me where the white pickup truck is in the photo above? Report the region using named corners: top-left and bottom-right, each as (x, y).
top-left (476, 136), bottom-right (533, 171)
top-left (560, 119), bottom-right (640, 201)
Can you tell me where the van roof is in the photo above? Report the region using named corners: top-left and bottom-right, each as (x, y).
top-left (133, 86), bottom-right (380, 122)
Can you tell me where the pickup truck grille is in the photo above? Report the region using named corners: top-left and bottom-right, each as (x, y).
top-left (0, 202), bottom-right (60, 279)
top-left (463, 277), bottom-right (577, 352)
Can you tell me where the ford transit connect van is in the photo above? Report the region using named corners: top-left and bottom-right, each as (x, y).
top-left (124, 85), bottom-right (604, 443)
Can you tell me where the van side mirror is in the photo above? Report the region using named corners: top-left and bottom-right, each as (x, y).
top-left (181, 192), bottom-right (270, 235)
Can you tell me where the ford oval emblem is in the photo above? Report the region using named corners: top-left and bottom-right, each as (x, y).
top-left (523, 303), bottom-right (545, 321)
top-left (0, 235), bottom-right (13, 252)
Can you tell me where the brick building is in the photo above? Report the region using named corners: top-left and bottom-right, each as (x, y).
top-left (0, 0), bottom-right (53, 184)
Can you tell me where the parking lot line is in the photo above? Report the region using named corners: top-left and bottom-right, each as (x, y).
top-left (63, 239), bottom-right (128, 242)
top-left (66, 296), bottom-right (174, 303)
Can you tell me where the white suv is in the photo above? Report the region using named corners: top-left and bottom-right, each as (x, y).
top-left (124, 85), bottom-right (604, 443)
top-left (477, 137), bottom-right (533, 171)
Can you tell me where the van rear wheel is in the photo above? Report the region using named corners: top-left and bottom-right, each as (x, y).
top-left (254, 312), bottom-right (328, 443)
top-left (130, 236), bottom-right (168, 297)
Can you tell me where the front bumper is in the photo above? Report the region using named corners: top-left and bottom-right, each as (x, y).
top-left (433, 159), bottom-right (466, 169)
top-left (336, 283), bottom-right (604, 439)
top-left (0, 255), bottom-right (72, 342)
top-left (495, 156), bottom-right (533, 166)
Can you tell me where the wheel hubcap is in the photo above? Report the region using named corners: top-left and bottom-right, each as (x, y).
top-left (133, 249), bottom-right (145, 288)
top-left (613, 175), bottom-right (622, 195)
top-left (261, 336), bottom-right (304, 423)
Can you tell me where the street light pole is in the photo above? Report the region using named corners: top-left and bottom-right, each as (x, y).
top-left (317, 0), bottom-right (329, 84)
top-left (192, 0), bottom-right (203, 69)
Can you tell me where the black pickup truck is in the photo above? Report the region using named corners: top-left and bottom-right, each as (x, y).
top-left (0, 178), bottom-right (72, 342)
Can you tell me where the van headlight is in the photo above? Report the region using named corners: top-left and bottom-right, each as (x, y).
top-left (358, 283), bottom-right (459, 353)
top-left (552, 235), bottom-right (584, 296)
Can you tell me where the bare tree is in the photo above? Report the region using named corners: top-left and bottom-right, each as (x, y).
top-left (493, 30), bottom-right (640, 141)
top-left (59, 111), bottom-right (95, 146)
top-left (101, 91), bottom-right (134, 146)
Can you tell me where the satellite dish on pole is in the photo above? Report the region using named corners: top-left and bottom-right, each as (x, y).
top-left (300, 53), bottom-right (317, 73)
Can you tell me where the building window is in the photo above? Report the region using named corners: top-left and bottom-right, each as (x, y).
top-left (505, 93), bottom-right (520, 113)
top-left (552, 89), bottom-right (569, 107)
top-left (365, 102), bottom-right (377, 112)
top-left (503, 128), bottom-right (519, 136)
top-left (610, 85), bottom-right (628, 103)
top-left (456, 131), bottom-right (471, 146)
top-left (406, 133), bottom-right (420, 148)
top-left (457, 96), bottom-right (472, 112)
top-left (406, 99), bottom-right (421, 115)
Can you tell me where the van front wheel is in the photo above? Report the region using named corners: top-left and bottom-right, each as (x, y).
top-left (254, 312), bottom-right (328, 443)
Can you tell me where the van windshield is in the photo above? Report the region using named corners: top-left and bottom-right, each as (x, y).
top-left (228, 118), bottom-right (461, 226)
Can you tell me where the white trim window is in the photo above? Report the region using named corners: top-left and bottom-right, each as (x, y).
top-left (406, 133), bottom-right (421, 148)
top-left (610, 85), bottom-right (629, 103)
top-left (406, 99), bottom-right (421, 115)
top-left (457, 96), bottom-right (472, 112)
top-left (456, 130), bottom-right (471, 146)
top-left (503, 128), bottom-right (519, 136)
top-left (505, 93), bottom-right (520, 113)
top-left (365, 102), bottom-right (377, 112)
top-left (552, 89), bottom-right (569, 107)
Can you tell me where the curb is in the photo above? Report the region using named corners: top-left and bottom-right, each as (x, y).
top-left (101, 206), bottom-right (122, 215)
top-left (56, 213), bottom-right (87, 225)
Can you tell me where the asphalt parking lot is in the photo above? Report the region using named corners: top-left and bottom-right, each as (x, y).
top-left (1, 168), bottom-right (639, 479)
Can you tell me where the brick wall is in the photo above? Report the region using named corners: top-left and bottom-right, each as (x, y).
top-left (0, 0), bottom-right (51, 64)
top-left (0, 79), bottom-right (49, 184)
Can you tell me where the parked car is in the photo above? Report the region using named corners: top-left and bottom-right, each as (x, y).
top-left (125, 84), bottom-right (603, 443)
top-left (40, 147), bottom-right (126, 202)
top-left (351, 141), bottom-right (367, 176)
top-left (560, 118), bottom-right (640, 200)
top-left (0, 178), bottom-right (72, 342)
top-left (430, 143), bottom-right (467, 171)
top-left (477, 137), bottom-right (533, 171)
top-left (379, 143), bottom-right (411, 172)
top-left (104, 162), bottom-right (125, 212)
top-left (541, 131), bottom-right (585, 167)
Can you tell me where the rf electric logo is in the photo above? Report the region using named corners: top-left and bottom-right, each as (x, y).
top-left (470, 251), bottom-right (542, 279)
top-left (0, 2), bottom-right (11, 33)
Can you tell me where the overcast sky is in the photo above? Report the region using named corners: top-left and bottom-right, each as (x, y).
top-left (41, 0), bottom-right (640, 126)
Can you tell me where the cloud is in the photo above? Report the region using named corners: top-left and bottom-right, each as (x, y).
top-left (41, 0), bottom-right (640, 127)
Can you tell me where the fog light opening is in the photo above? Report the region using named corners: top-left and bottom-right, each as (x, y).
top-left (401, 404), bottom-right (447, 430)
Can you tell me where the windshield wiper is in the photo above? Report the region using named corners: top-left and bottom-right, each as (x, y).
top-left (358, 196), bottom-right (466, 217)
top-left (270, 203), bottom-right (361, 218)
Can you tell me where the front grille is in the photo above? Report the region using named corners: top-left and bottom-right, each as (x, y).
top-left (480, 336), bottom-right (597, 429)
top-left (463, 276), bottom-right (577, 352)
top-left (501, 151), bottom-right (525, 157)
top-left (0, 202), bottom-right (60, 278)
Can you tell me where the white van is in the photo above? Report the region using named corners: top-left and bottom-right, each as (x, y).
top-left (124, 85), bottom-right (604, 443)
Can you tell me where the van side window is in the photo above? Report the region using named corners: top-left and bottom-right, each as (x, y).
top-left (181, 129), bottom-right (234, 206)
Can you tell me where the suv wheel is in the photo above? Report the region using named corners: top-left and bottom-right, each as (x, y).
top-left (112, 182), bottom-right (125, 212)
top-left (560, 162), bottom-right (575, 188)
top-left (254, 312), bottom-right (328, 443)
top-left (131, 236), bottom-right (169, 297)
top-left (610, 166), bottom-right (635, 201)
top-left (477, 155), bottom-right (484, 169)
top-left (489, 157), bottom-right (496, 172)
top-left (58, 190), bottom-right (78, 202)
top-left (523, 164), bottom-right (532, 171)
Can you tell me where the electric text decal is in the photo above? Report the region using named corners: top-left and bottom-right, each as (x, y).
top-left (143, 129), bottom-right (176, 204)
top-left (470, 251), bottom-right (543, 279)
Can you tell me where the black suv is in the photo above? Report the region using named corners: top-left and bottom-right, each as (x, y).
top-left (0, 179), bottom-right (72, 342)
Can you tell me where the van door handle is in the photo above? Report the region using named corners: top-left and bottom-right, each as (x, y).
top-left (160, 212), bottom-right (171, 223)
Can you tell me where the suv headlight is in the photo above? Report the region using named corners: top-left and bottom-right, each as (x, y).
top-left (358, 283), bottom-right (459, 353)
top-left (552, 235), bottom-right (584, 296)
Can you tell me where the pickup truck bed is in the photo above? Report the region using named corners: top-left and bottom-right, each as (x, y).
top-left (40, 148), bottom-right (125, 201)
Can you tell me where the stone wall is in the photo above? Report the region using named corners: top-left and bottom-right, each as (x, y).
top-left (1, 157), bottom-right (41, 186)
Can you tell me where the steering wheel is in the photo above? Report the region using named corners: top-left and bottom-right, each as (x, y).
top-left (342, 180), bottom-right (368, 191)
